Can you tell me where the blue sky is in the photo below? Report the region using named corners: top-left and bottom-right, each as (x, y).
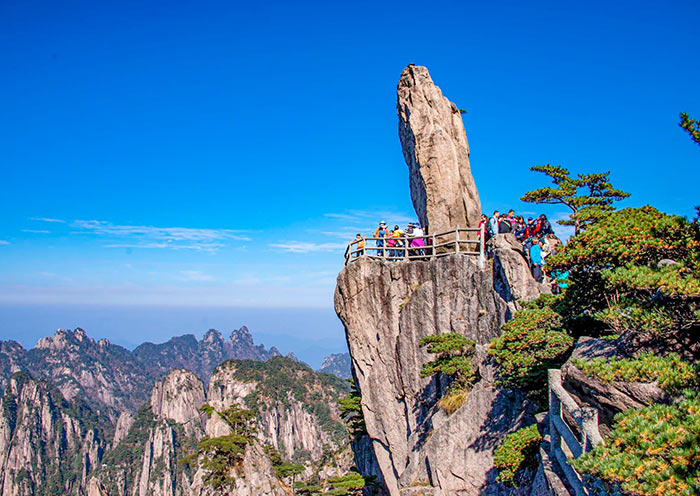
top-left (1, 0), bottom-right (699, 357)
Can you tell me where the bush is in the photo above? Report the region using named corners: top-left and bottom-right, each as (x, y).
top-left (572, 353), bottom-right (698, 395)
top-left (572, 391), bottom-right (700, 495)
top-left (419, 333), bottom-right (477, 413)
top-left (338, 379), bottom-right (366, 440)
top-left (493, 424), bottom-right (542, 486)
top-left (488, 307), bottom-right (573, 395)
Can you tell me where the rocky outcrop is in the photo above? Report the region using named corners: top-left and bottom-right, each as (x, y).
top-left (562, 337), bottom-right (671, 432)
top-left (490, 234), bottom-right (550, 314)
top-left (207, 357), bottom-right (349, 465)
top-left (397, 65), bottom-right (481, 233)
top-left (150, 369), bottom-right (206, 433)
top-left (0, 372), bottom-right (108, 496)
top-left (335, 255), bottom-right (537, 495)
top-left (318, 352), bottom-right (352, 379)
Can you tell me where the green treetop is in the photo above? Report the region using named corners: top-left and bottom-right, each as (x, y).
top-left (184, 403), bottom-right (258, 490)
top-left (680, 112), bottom-right (700, 147)
top-left (520, 164), bottom-right (629, 235)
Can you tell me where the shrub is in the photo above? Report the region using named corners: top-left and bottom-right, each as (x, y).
top-left (338, 379), bottom-right (366, 440)
top-left (493, 424), bottom-right (542, 486)
top-left (419, 333), bottom-right (477, 413)
top-left (572, 391), bottom-right (700, 495)
top-left (436, 388), bottom-right (469, 414)
top-left (488, 307), bottom-right (573, 395)
top-left (572, 353), bottom-right (698, 395)
top-left (185, 404), bottom-right (257, 490)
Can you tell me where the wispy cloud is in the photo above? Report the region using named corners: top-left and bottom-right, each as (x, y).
top-left (30, 217), bottom-right (66, 223)
top-left (103, 242), bottom-right (226, 252)
top-left (0, 240), bottom-right (9, 245)
top-left (21, 229), bottom-right (51, 234)
top-left (324, 209), bottom-right (416, 226)
top-left (72, 220), bottom-right (250, 251)
top-left (178, 270), bottom-right (214, 281)
top-left (269, 241), bottom-right (347, 253)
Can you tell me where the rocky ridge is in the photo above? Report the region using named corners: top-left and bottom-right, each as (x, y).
top-left (0, 326), bottom-right (281, 415)
top-left (318, 352), bottom-right (352, 379)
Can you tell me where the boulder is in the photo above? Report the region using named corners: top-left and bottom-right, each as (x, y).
top-left (561, 337), bottom-right (671, 431)
top-left (490, 234), bottom-right (550, 314)
top-left (397, 65), bottom-right (481, 233)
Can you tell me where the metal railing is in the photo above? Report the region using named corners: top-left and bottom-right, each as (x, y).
top-left (343, 225), bottom-right (486, 267)
top-left (548, 369), bottom-right (604, 496)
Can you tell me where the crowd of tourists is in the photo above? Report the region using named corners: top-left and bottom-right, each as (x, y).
top-left (350, 212), bottom-right (567, 293)
top-left (478, 209), bottom-right (565, 289)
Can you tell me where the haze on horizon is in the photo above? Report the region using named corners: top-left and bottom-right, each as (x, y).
top-left (1, 0), bottom-right (698, 353)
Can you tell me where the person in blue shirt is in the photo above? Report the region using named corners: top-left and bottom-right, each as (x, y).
top-left (375, 221), bottom-right (388, 257)
top-left (530, 238), bottom-right (544, 282)
top-left (489, 210), bottom-right (499, 236)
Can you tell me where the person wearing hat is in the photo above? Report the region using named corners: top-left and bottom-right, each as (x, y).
top-left (375, 221), bottom-right (388, 257)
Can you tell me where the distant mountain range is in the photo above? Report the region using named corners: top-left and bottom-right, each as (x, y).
top-left (0, 326), bottom-right (350, 416)
top-left (0, 327), bottom-right (354, 495)
top-left (318, 352), bottom-right (352, 379)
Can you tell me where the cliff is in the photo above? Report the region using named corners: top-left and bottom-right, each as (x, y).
top-left (335, 255), bottom-right (538, 495)
top-left (0, 372), bottom-right (109, 496)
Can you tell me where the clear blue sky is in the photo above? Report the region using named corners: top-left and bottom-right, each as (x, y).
top-left (1, 0), bottom-right (698, 357)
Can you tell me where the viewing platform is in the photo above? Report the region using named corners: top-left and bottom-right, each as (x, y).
top-left (344, 225), bottom-right (486, 267)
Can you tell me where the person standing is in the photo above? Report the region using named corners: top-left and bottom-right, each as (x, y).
top-left (490, 210), bottom-right (500, 235)
top-left (530, 238), bottom-right (544, 282)
top-left (375, 221), bottom-right (388, 257)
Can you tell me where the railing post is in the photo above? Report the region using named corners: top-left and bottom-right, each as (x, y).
top-left (479, 223), bottom-right (486, 268)
top-left (362, 236), bottom-right (366, 258)
top-left (455, 224), bottom-right (460, 253)
top-left (548, 369), bottom-right (562, 459)
top-left (580, 407), bottom-right (599, 453)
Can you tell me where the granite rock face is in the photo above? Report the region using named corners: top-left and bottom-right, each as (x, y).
top-left (489, 234), bottom-right (550, 316)
top-left (335, 255), bottom-right (538, 495)
top-left (397, 65), bottom-right (481, 233)
top-left (0, 372), bottom-right (107, 496)
top-left (562, 337), bottom-right (671, 432)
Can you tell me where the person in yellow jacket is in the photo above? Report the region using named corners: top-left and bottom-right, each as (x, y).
top-left (354, 234), bottom-right (365, 258)
top-left (391, 225), bottom-right (404, 259)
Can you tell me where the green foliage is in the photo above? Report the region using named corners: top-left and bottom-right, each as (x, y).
top-left (572, 353), bottom-right (698, 395)
top-left (264, 444), bottom-right (305, 481)
top-left (545, 207), bottom-right (700, 343)
top-left (189, 403), bottom-right (257, 490)
top-left (493, 424), bottom-right (542, 486)
top-left (573, 391), bottom-right (700, 495)
top-left (419, 333), bottom-right (477, 385)
top-left (338, 379), bottom-right (367, 440)
top-left (680, 112), bottom-right (700, 147)
top-left (520, 164), bottom-right (629, 235)
top-left (326, 471), bottom-right (372, 495)
top-left (218, 356), bottom-right (349, 447)
top-left (419, 333), bottom-right (477, 413)
top-left (488, 306), bottom-right (573, 395)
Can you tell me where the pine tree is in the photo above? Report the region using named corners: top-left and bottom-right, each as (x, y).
top-left (520, 164), bottom-right (629, 235)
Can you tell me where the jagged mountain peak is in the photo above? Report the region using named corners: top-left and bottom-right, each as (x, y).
top-left (202, 328), bottom-right (224, 344)
top-left (150, 368), bottom-right (205, 427)
top-left (318, 352), bottom-right (352, 379)
top-left (35, 327), bottom-right (94, 350)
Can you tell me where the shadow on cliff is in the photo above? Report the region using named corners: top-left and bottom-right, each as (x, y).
top-left (468, 388), bottom-right (534, 453)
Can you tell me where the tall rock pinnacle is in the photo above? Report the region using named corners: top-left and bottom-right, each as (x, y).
top-left (397, 65), bottom-right (481, 233)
